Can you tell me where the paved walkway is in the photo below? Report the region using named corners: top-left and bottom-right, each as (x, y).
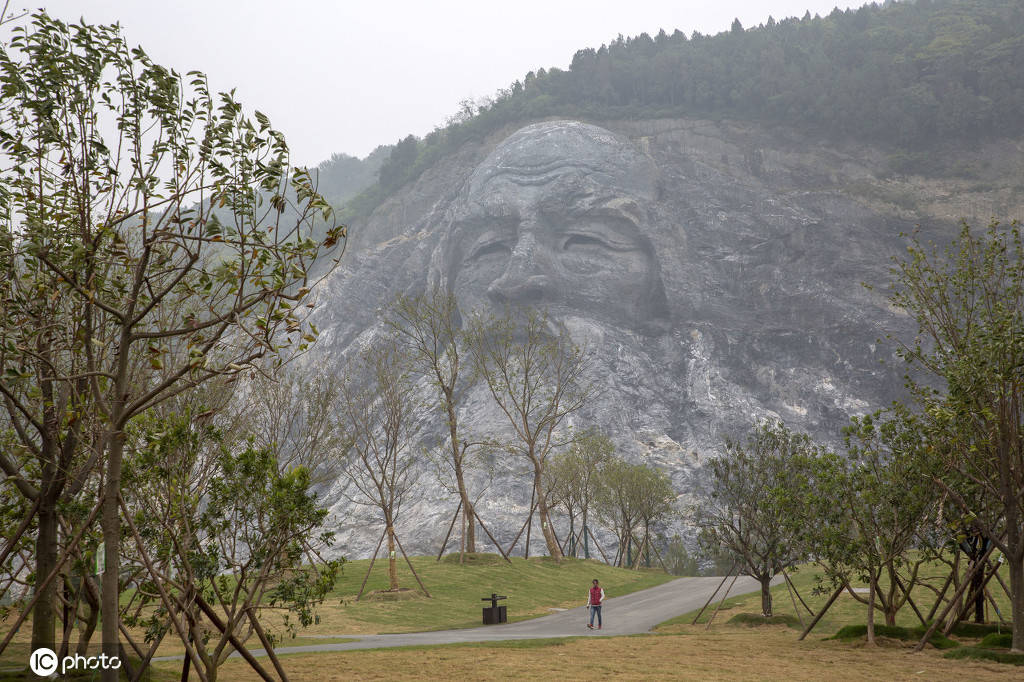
top-left (221, 575), bottom-right (760, 658)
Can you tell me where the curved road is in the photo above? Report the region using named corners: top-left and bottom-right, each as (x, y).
top-left (236, 575), bottom-right (760, 658)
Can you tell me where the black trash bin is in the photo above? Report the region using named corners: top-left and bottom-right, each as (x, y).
top-left (481, 593), bottom-right (508, 624)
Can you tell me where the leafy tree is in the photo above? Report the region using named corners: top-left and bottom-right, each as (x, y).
top-left (122, 407), bottom-right (339, 682)
top-left (0, 13), bottom-right (341, 665)
top-left (592, 458), bottom-right (673, 568)
top-left (800, 411), bottom-right (937, 644)
top-left (889, 220), bottom-right (1024, 652)
top-left (593, 458), bottom-right (642, 567)
top-left (545, 428), bottom-right (613, 558)
top-left (695, 420), bottom-right (817, 618)
top-left (661, 535), bottom-right (699, 576)
top-left (466, 308), bottom-right (592, 561)
top-left (631, 464), bottom-right (677, 568)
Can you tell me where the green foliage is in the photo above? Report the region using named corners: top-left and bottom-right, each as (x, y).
top-left (342, 0), bottom-right (1024, 221)
top-left (593, 458), bottom-right (676, 567)
top-left (659, 535), bottom-right (699, 577)
top-left (0, 8), bottom-right (343, 661)
top-left (695, 420), bottom-right (821, 607)
top-left (889, 219), bottom-right (1024, 649)
top-left (315, 147), bottom-right (387, 211)
top-left (830, 624), bottom-right (959, 649)
top-left (726, 612), bottom-right (800, 627)
top-left (796, 410), bottom-right (937, 628)
top-left (944, 646), bottom-right (1024, 665)
top-left (949, 621), bottom-right (1008, 637)
top-left (546, 429), bottom-right (614, 520)
top-left (980, 632), bottom-right (1014, 648)
top-left (122, 408), bottom-right (340, 660)
top-left (439, 552), bottom-right (506, 566)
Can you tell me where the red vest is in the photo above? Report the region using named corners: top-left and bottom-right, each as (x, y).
top-left (589, 586), bottom-right (603, 605)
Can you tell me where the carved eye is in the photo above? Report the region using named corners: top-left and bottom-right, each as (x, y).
top-left (563, 234), bottom-right (608, 251)
top-left (472, 241), bottom-right (510, 259)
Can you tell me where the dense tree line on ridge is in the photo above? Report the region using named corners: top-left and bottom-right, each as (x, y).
top-left (341, 0), bottom-right (1024, 222)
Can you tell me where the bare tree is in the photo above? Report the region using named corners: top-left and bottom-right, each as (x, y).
top-left (466, 309), bottom-right (592, 561)
top-left (336, 342), bottom-right (422, 592)
top-left (237, 363), bottom-right (342, 485)
top-left (387, 288), bottom-right (479, 556)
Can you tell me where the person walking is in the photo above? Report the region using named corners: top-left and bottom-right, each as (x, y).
top-left (586, 579), bottom-right (605, 630)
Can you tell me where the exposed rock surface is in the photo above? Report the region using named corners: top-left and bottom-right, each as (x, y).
top-left (309, 117), bottom-right (1021, 559)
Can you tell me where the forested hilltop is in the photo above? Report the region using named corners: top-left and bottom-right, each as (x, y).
top-left (336, 0), bottom-right (1024, 222)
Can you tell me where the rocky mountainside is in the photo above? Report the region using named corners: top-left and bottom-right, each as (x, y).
top-left (308, 116), bottom-right (1024, 559)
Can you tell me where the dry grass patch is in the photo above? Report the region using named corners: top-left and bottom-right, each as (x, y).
top-left (163, 630), bottom-right (1013, 681)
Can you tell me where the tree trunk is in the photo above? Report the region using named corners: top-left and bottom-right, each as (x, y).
top-left (760, 575), bottom-right (773, 618)
top-left (1002, 436), bottom-right (1023, 653)
top-left (1010, 550), bottom-right (1024, 653)
top-left (77, 582), bottom-right (99, 656)
top-left (100, 430), bottom-right (125, 682)
top-left (582, 510), bottom-right (590, 559)
top-left (644, 525), bottom-right (651, 568)
top-left (866, 570), bottom-right (877, 646)
top-left (454, 467), bottom-right (475, 554)
top-left (971, 557), bottom-right (985, 623)
top-left (447, 390), bottom-right (475, 555)
top-left (31, 495), bottom-right (58, 651)
top-left (388, 528), bottom-right (399, 590)
top-left (533, 469), bottom-right (562, 561)
top-left (884, 563), bottom-right (898, 627)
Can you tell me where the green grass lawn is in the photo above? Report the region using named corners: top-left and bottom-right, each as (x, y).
top-left (307, 552), bottom-right (674, 634)
top-left (657, 557), bottom-right (1014, 641)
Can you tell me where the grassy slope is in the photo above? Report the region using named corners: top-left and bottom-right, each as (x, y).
top-left (656, 558), bottom-right (1014, 634)
top-left (301, 553), bottom-right (674, 634)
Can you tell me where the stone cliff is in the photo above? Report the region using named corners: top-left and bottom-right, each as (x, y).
top-left (308, 117), bottom-right (1024, 559)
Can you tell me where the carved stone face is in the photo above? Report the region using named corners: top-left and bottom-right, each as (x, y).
top-left (440, 121), bottom-right (669, 331)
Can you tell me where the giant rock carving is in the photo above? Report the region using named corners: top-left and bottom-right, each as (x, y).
top-left (312, 119), bottom-right (920, 558)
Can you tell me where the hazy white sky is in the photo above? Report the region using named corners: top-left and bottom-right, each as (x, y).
top-left (24, 1), bottom-right (862, 166)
